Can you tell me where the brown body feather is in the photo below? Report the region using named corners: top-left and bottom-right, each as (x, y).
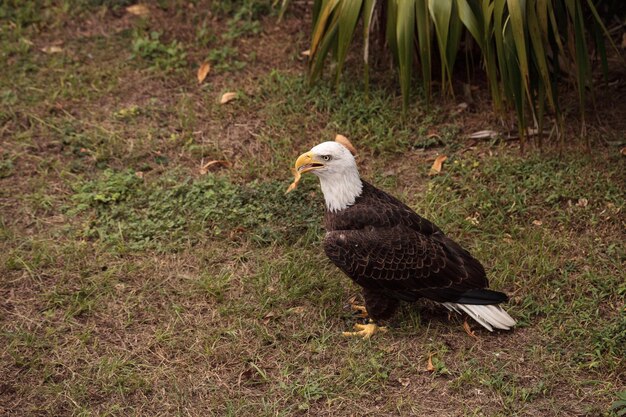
top-left (324, 181), bottom-right (506, 321)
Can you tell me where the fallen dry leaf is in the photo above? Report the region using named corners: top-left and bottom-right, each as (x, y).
top-left (262, 312), bottom-right (276, 324)
top-left (532, 220), bottom-right (543, 226)
top-left (288, 306), bottom-right (306, 315)
top-left (200, 160), bottom-right (231, 174)
top-left (426, 354), bottom-right (435, 372)
top-left (429, 154), bottom-right (448, 176)
top-left (126, 4), bottom-right (150, 16)
top-left (397, 377), bottom-right (410, 387)
top-left (220, 92), bottom-right (237, 104)
top-left (335, 134), bottom-right (357, 155)
top-left (197, 62), bottom-right (211, 84)
top-left (41, 46), bottom-right (63, 54)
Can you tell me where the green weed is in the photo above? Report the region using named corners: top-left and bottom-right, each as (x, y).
top-left (0, 155), bottom-right (14, 178)
top-left (195, 21), bottom-right (217, 47)
top-left (223, 17), bottom-right (262, 41)
top-left (69, 170), bottom-right (322, 250)
top-left (210, 0), bottom-right (273, 20)
top-left (207, 45), bottom-right (246, 72)
top-left (94, 356), bottom-right (148, 395)
top-left (131, 31), bottom-right (187, 72)
top-left (0, 0), bottom-right (44, 29)
top-left (197, 270), bottom-right (234, 303)
top-left (113, 104), bottom-right (141, 120)
top-left (199, 0), bottom-right (272, 73)
top-left (612, 391), bottom-right (626, 417)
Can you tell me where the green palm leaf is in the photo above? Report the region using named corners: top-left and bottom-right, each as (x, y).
top-left (415, 0), bottom-right (432, 102)
top-left (396, 0), bottom-right (416, 113)
top-left (527, 0), bottom-right (554, 110)
top-left (310, 0), bottom-right (340, 60)
top-left (335, 0), bottom-right (364, 84)
top-left (309, 0), bottom-right (341, 82)
top-left (302, 0), bottom-right (620, 148)
top-left (428, 0), bottom-right (454, 92)
top-left (362, 0), bottom-right (377, 91)
top-left (457, 0), bottom-right (483, 48)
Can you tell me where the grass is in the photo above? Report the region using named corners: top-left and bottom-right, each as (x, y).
top-left (1, 1), bottom-right (625, 416)
top-left (131, 30), bottom-right (188, 72)
top-left (68, 169), bottom-right (321, 250)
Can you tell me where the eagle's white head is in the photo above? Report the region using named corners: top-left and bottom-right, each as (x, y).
top-left (292, 141), bottom-right (363, 212)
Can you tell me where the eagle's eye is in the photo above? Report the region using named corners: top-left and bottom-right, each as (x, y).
top-left (322, 155), bottom-right (332, 161)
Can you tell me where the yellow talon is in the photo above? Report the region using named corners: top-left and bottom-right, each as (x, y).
top-left (342, 322), bottom-right (387, 339)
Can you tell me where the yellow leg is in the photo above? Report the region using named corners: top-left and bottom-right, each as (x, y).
top-left (342, 320), bottom-right (387, 339)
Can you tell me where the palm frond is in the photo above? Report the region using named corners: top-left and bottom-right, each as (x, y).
top-left (303, 0), bottom-right (620, 146)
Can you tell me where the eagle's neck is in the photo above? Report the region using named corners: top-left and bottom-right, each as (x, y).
top-left (318, 170), bottom-right (363, 212)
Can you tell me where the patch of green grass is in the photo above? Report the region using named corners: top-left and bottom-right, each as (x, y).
top-left (44, 273), bottom-right (111, 319)
top-left (421, 154), bottom-right (625, 233)
top-left (0, 0), bottom-right (46, 29)
top-left (199, 0), bottom-right (270, 73)
top-left (0, 154), bottom-right (14, 178)
top-left (0, 0), bottom-right (115, 38)
top-left (249, 247), bottom-right (343, 314)
top-left (197, 269), bottom-right (234, 303)
top-left (131, 30), bottom-right (188, 72)
top-left (207, 45), bottom-right (246, 72)
top-left (94, 355), bottom-right (148, 395)
top-left (195, 20), bottom-right (217, 47)
top-left (418, 152), bottom-right (625, 373)
top-left (256, 72), bottom-right (446, 155)
top-left (210, 0), bottom-right (273, 20)
top-left (223, 15), bottom-right (262, 41)
top-left (612, 391), bottom-right (626, 417)
top-left (69, 169), bottom-right (322, 250)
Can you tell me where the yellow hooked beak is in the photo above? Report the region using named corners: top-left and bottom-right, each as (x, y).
top-left (285, 151), bottom-right (325, 194)
top-left (294, 151), bottom-right (324, 174)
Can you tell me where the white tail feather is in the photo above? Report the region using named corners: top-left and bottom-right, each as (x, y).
top-left (442, 302), bottom-right (516, 332)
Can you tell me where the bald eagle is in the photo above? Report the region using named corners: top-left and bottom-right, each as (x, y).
top-left (288, 140), bottom-right (516, 338)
